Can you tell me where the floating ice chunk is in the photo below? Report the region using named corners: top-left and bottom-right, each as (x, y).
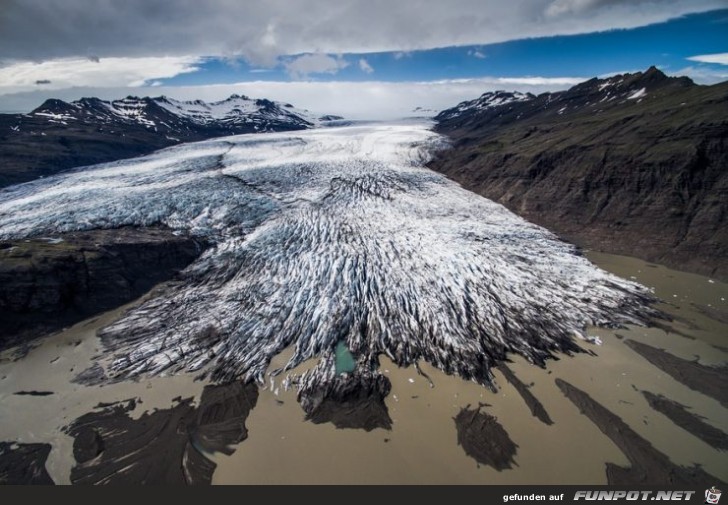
top-left (585, 336), bottom-right (603, 346)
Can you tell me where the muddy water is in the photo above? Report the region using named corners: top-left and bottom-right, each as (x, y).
top-left (0, 294), bottom-right (207, 485)
top-left (0, 253), bottom-right (726, 484)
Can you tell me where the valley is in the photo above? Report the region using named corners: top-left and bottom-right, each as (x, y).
top-left (0, 120), bottom-right (725, 485)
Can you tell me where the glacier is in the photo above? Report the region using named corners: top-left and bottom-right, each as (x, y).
top-left (0, 120), bottom-right (658, 398)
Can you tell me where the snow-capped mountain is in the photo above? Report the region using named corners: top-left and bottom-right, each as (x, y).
top-left (430, 66), bottom-right (728, 280)
top-left (31, 94), bottom-right (327, 134)
top-left (434, 91), bottom-right (534, 122)
top-left (0, 94), bottom-right (340, 188)
top-left (434, 66), bottom-right (694, 131)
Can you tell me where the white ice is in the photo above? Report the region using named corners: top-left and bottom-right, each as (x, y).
top-left (0, 120), bottom-right (656, 388)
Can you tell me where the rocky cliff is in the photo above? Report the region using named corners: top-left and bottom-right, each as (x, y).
top-left (0, 227), bottom-right (206, 350)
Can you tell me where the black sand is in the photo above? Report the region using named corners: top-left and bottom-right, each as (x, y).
top-left (641, 390), bottom-right (728, 451)
top-left (0, 441), bottom-right (54, 485)
top-left (625, 339), bottom-right (728, 408)
top-left (497, 364), bottom-right (553, 425)
top-left (65, 381), bottom-right (258, 485)
top-left (556, 378), bottom-right (725, 485)
top-left (454, 404), bottom-right (518, 471)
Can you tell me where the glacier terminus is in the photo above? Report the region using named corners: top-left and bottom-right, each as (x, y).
top-left (0, 120), bottom-right (658, 416)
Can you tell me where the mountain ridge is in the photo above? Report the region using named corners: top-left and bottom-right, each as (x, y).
top-left (429, 67), bottom-right (728, 280)
top-left (0, 94), bottom-right (340, 188)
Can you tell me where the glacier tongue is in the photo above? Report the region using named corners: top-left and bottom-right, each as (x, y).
top-left (0, 121), bottom-right (657, 392)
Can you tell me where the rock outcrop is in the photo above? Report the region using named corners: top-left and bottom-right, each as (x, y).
top-left (0, 227), bottom-right (206, 350)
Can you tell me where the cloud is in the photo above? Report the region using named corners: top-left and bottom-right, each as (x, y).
top-left (468, 49), bottom-right (486, 59)
top-left (0, 56), bottom-right (201, 94)
top-left (545, 0), bottom-right (603, 17)
top-left (284, 53), bottom-right (349, 79)
top-left (673, 65), bottom-right (728, 84)
top-left (359, 58), bottom-right (374, 74)
top-left (686, 52), bottom-right (728, 65)
top-left (0, 76), bottom-right (588, 120)
top-left (680, 53), bottom-right (728, 83)
top-left (494, 76), bottom-right (584, 86)
top-left (544, 0), bottom-right (684, 18)
top-left (0, 0), bottom-right (723, 66)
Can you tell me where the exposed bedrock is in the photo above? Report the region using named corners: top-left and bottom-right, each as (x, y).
top-left (0, 226), bottom-right (207, 350)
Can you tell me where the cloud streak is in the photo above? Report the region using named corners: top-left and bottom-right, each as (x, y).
top-left (0, 0), bottom-right (723, 66)
top-left (359, 59), bottom-right (374, 74)
top-left (686, 52), bottom-right (728, 65)
top-left (0, 56), bottom-right (202, 94)
top-left (284, 54), bottom-right (349, 79)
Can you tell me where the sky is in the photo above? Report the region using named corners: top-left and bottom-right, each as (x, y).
top-left (0, 1), bottom-right (727, 118)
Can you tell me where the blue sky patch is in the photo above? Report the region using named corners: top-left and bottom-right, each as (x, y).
top-left (159, 9), bottom-right (728, 86)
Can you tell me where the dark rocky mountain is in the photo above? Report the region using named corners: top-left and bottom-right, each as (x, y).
top-left (433, 90), bottom-right (534, 122)
top-left (429, 67), bottom-right (728, 280)
top-left (0, 94), bottom-right (331, 188)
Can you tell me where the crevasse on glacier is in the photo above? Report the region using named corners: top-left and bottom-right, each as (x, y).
top-left (0, 121), bottom-right (657, 395)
